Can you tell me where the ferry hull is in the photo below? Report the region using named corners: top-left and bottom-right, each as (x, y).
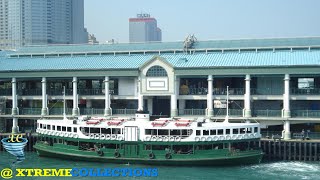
top-left (34, 144), bottom-right (263, 166)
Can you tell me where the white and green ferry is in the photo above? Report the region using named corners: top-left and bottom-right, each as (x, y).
top-left (34, 112), bottom-right (263, 166)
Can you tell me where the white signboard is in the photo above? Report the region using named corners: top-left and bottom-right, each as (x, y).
top-left (214, 100), bottom-right (227, 108)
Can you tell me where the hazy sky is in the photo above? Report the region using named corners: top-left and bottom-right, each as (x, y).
top-left (84, 0), bottom-right (320, 43)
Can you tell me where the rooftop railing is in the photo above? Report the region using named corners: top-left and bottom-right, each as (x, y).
top-left (251, 88), bottom-right (283, 95)
top-left (291, 110), bottom-right (320, 118)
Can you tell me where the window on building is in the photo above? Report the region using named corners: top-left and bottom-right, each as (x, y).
top-left (146, 66), bottom-right (167, 77)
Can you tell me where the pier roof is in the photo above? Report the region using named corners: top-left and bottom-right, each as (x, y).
top-left (0, 50), bottom-right (320, 72)
top-left (0, 37), bottom-right (320, 73)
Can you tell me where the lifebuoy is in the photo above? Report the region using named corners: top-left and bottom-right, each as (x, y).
top-left (195, 137), bottom-right (200, 142)
top-left (249, 134), bottom-right (255, 138)
top-left (243, 134), bottom-right (249, 139)
top-left (97, 150), bottom-right (104, 156)
top-left (157, 137), bottom-right (163, 142)
top-left (232, 135), bottom-right (237, 140)
top-left (90, 134), bottom-right (95, 139)
top-left (201, 137), bottom-right (206, 142)
top-left (117, 136), bottom-right (123, 141)
top-left (213, 136), bottom-right (219, 141)
top-left (207, 137), bottom-right (212, 141)
top-left (165, 153), bottom-right (172, 159)
top-left (111, 135), bottom-right (117, 140)
top-left (237, 134), bottom-right (243, 140)
top-left (163, 136), bottom-right (169, 142)
top-left (226, 135), bottom-right (231, 140)
top-left (114, 151), bottom-right (120, 158)
top-left (105, 134), bottom-right (111, 140)
top-left (175, 136), bottom-right (181, 142)
top-left (73, 134), bottom-right (79, 138)
top-left (151, 136), bottom-right (157, 141)
top-left (219, 136), bottom-right (225, 140)
top-left (169, 136), bottom-right (175, 142)
top-left (145, 136), bottom-right (151, 141)
top-left (100, 134), bottom-right (106, 140)
top-left (149, 152), bottom-right (155, 159)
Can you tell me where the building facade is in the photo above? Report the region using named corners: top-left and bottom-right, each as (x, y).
top-left (0, 0), bottom-right (88, 49)
top-left (129, 13), bottom-right (162, 43)
top-left (1, 37), bottom-right (320, 139)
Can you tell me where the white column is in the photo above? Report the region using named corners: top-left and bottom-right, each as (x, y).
top-left (147, 98), bottom-right (153, 115)
top-left (171, 76), bottom-right (179, 117)
top-left (244, 74), bottom-right (252, 118)
top-left (11, 77), bottom-right (19, 133)
top-left (72, 77), bottom-right (79, 116)
top-left (283, 74), bottom-right (291, 118)
top-left (41, 77), bottom-right (48, 116)
top-left (207, 75), bottom-right (213, 117)
top-left (137, 77), bottom-right (144, 111)
top-left (104, 76), bottom-right (111, 116)
top-left (283, 120), bottom-right (291, 140)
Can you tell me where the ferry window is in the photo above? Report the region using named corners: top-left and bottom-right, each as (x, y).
top-left (57, 126), bottom-right (61, 131)
top-left (43, 125), bottom-right (46, 129)
top-left (196, 130), bottom-right (201, 136)
top-left (226, 129), bottom-right (230, 135)
top-left (210, 130), bottom-right (216, 135)
top-left (52, 126), bottom-right (56, 130)
top-left (180, 130), bottom-right (187, 137)
top-left (40, 124), bottom-right (42, 128)
top-left (203, 130), bottom-right (209, 136)
top-left (47, 125), bottom-right (51, 130)
top-left (112, 128), bottom-right (121, 134)
top-left (58, 139), bottom-right (63, 144)
top-left (104, 128), bottom-right (111, 134)
top-left (240, 128), bottom-right (246, 134)
top-left (62, 126), bottom-right (66, 131)
top-left (247, 127), bottom-right (252, 133)
top-left (158, 129), bottom-right (169, 136)
top-left (152, 145), bottom-right (166, 150)
top-left (67, 127), bottom-right (71, 132)
top-left (254, 127), bottom-right (258, 133)
top-left (217, 129), bottom-right (223, 135)
top-left (73, 127), bottom-right (77, 133)
top-left (54, 138), bottom-right (57, 143)
top-left (233, 129), bottom-right (238, 134)
top-left (91, 128), bottom-right (100, 134)
top-left (170, 129), bottom-right (180, 136)
top-left (145, 129), bottom-right (152, 135)
top-left (83, 127), bottom-right (90, 134)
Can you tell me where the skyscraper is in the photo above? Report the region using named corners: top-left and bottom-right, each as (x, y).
top-left (129, 14), bottom-right (162, 43)
top-left (0, 0), bottom-right (88, 49)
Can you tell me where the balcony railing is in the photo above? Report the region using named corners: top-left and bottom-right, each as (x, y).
top-left (178, 109), bottom-right (206, 115)
top-left (112, 109), bottom-right (136, 115)
top-left (49, 108), bottom-right (73, 115)
top-left (252, 110), bottom-right (282, 117)
top-left (20, 108), bottom-right (42, 115)
top-left (80, 108), bottom-right (104, 115)
top-left (213, 88), bottom-right (244, 95)
top-left (251, 88), bottom-right (283, 95)
top-left (291, 88), bottom-right (320, 95)
top-left (213, 109), bottom-right (243, 117)
top-left (291, 110), bottom-right (320, 118)
top-left (48, 89), bottom-right (73, 96)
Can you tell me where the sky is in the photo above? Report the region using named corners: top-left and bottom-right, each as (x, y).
top-left (84, 0), bottom-right (320, 43)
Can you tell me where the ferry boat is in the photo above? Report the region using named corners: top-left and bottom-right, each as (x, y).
top-left (34, 89), bottom-right (264, 166)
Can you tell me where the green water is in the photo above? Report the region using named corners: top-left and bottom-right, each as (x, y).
top-left (0, 152), bottom-right (319, 180)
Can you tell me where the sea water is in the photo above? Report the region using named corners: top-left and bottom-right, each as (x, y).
top-left (0, 152), bottom-right (319, 180)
